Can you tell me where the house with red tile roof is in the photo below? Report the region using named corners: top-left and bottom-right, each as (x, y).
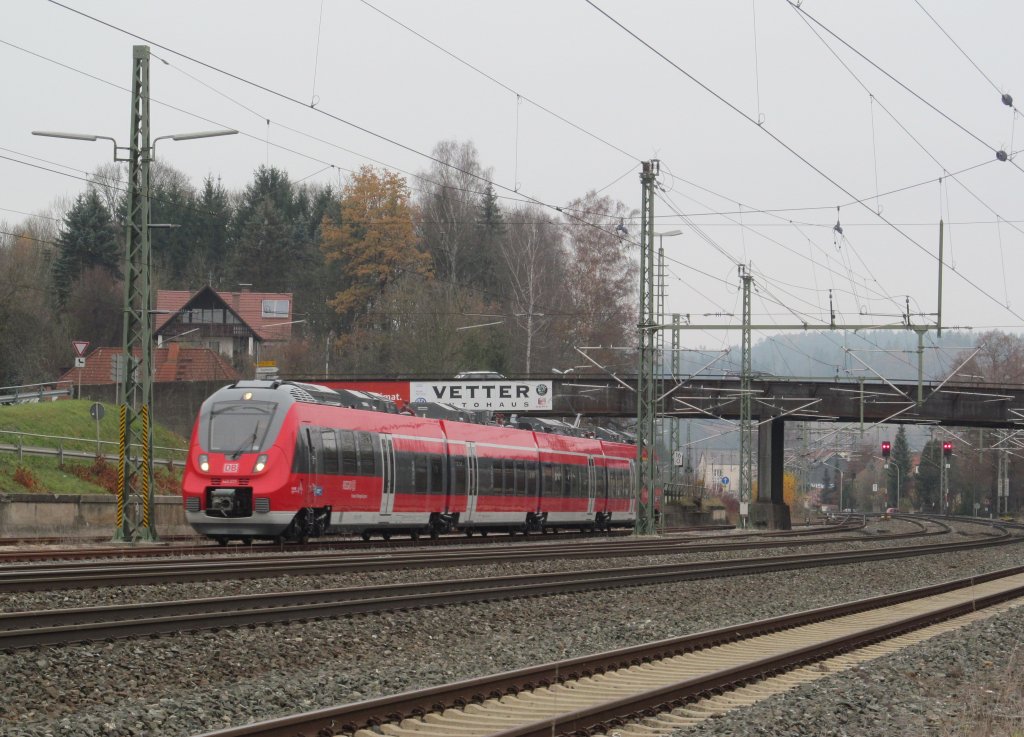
top-left (57, 287), bottom-right (293, 385)
top-left (153, 286), bottom-right (295, 361)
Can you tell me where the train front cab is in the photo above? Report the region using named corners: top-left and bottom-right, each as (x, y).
top-left (182, 387), bottom-right (300, 543)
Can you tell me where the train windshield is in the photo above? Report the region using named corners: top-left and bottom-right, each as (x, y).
top-left (208, 400), bottom-right (277, 456)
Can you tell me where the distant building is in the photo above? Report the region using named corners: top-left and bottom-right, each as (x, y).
top-left (153, 286), bottom-right (295, 360)
top-left (695, 450), bottom-right (741, 496)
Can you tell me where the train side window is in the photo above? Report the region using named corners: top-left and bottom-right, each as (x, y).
top-left (394, 450), bottom-right (414, 490)
top-left (552, 463), bottom-right (564, 496)
top-left (429, 455), bottom-right (443, 494)
top-left (479, 458), bottom-right (493, 492)
top-left (357, 432), bottom-right (375, 475)
top-left (514, 460), bottom-right (527, 496)
top-left (527, 461), bottom-right (538, 496)
top-left (414, 453), bottom-right (429, 493)
top-left (292, 429), bottom-right (309, 473)
top-left (451, 456), bottom-right (467, 495)
top-left (541, 462), bottom-right (553, 496)
top-left (321, 430), bottom-right (339, 474)
top-left (339, 430), bottom-right (357, 475)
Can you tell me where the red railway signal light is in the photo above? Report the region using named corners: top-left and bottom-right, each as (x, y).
top-left (943, 441), bottom-right (953, 457)
top-left (881, 441), bottom-right (891, 458)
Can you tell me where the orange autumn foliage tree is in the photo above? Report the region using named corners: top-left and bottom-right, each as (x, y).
top-left (320, 166), bottom-right (430, 325)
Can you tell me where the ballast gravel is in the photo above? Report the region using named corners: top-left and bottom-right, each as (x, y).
top-left (0, 521), bottom-right (1022, 737)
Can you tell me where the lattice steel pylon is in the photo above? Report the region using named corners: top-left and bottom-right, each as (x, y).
top-left (739, 265), bottom-right (753, 525)
top-left (636, 160), bottom-right (659, 534)
top-left (115, 45), bottom-right (157, 542)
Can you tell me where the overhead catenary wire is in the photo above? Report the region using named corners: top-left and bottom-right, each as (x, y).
top-left (584, 0), bottom-right (1024, 324)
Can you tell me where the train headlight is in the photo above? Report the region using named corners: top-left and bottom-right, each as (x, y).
top-left (198, 454), bottom-right (209, 472)
top-left (253, 454), bottom-right (268, 473)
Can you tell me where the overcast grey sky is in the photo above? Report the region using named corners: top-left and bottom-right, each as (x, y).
top-left (3, 1), bottom-right (1023, 353)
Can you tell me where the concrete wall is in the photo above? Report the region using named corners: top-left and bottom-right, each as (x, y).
top-left (0, 494), bottom-right (192, 538)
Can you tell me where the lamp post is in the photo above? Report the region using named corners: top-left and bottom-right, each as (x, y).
top-left (887, 459), bottom-right (902, 511)
top-left (33, 45), bottom-right (236, 542)
top-left (254, 319), bottom-right (306, 375)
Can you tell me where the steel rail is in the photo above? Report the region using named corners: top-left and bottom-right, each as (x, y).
top-left (0, 519), bottom-right (947, 592)
top-left (188, 566), bottom-right (1024, 737)
top-left (1, 531), bottom-right (1018, 649)
top-left (0, 514), bottom-right (875, 565)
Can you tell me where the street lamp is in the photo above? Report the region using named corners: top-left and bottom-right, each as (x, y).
top-left (877, 456), bottom-right (902, 511)
top-left (34, 128), bottom-right (237, 162)
top-left (888, 459), bottom-right (902, 511)
top-left (254, 319), bottom-right (306, 369)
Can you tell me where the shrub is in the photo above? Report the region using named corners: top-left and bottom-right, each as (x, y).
top-left (13, 466), bottom-right (41, 491)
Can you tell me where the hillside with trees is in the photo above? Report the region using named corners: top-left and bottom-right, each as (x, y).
top-left (0, 139), bottom-right (638, 384)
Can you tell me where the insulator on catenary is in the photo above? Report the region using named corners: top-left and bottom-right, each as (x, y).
top-left (1001, 92), bottom-right (1013, 107)
top-left (996, 150), bottom-right (1008, 162)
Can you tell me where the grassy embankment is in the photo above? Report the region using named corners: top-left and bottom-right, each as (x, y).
top-left (0, 399), bottom-right (186, 494)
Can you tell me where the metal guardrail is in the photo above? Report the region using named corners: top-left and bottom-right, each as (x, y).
top-left (0, 430), bottom-right (186, 469)
top-left (0, 381), bottom-right (73, 405)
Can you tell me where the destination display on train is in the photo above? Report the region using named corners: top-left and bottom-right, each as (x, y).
top-left (410, 380), bottom-right (553, 412)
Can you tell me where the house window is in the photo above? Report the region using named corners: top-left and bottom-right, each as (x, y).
top-left (262, 299), bottom-right (289, 318)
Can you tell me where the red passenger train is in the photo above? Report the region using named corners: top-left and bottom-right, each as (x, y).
top-left (182, 380), bottom-right (638, 543)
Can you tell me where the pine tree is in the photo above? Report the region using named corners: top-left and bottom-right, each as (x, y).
top-left (52, 190), bottom-right (119, 308)
top-left (888, 425), bottom-right (912, 509)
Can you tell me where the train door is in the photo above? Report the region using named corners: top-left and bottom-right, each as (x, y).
top-left (464, 442), bottom-right (479, 522)
top-left (300, 423), bottom-right (319, 506)
top-left (379, 434), bottom-right (396, 515)
top-left (628, 458), bottom-right (637, 516)
top-left (586, 456), bottom-right (597, 519)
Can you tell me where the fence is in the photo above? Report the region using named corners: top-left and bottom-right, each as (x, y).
top-left (0, 429), bottom-right (186, 469)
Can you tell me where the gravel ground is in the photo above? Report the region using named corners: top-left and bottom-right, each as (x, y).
top-left (0, 517), bottom-right (988, 612)
top-left (1, 521), bottom-right (1022, 737)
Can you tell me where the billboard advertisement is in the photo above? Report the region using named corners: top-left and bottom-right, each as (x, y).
top-left (409, 380), bottom-right (553, 412)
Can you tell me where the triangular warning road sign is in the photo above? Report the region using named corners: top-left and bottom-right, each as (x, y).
top-left (72, 341), bottom-right (90, 357)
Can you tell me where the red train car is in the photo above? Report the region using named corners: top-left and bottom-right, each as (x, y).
top-left (182, 380), bottom-right (638, 543)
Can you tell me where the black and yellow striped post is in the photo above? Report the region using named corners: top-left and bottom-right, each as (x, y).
top-left (114, 403), bottom-right (129, 540)
top-left (138, 404), bottom-right (156, 540)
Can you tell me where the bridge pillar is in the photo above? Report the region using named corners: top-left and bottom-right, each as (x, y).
top-left (750, 417), bottom-right (791, 530)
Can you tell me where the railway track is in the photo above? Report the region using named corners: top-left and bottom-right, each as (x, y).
top-left (0, 517), bottom-right (946, 592)
top-left (1, 530), bottom-right (1018, 649)
top-left (189, 566), bottom-right (1024, 737)
top-left (0, 519), bottom-right (874, 563)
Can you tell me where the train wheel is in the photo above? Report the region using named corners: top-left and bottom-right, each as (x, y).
top-left (465, 530), bottom-right (473, 537)
top-left (430, 527), bottom-right (440, 539)
top-left (410, 530), bottom-right (420, 541)
top-left (480, 530), bottom-right (488, 537)
top-left (382, 531), bottom-right (391, 541)
top-left (215, 536), bottom-right (228, 547)
top-left (361, 531), bottom-right (371, 542)
top-left (241, 537), bottom-right (253, 546)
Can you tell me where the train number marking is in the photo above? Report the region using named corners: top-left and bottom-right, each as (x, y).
top-left (222, 463), bottom-right (239, 473)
